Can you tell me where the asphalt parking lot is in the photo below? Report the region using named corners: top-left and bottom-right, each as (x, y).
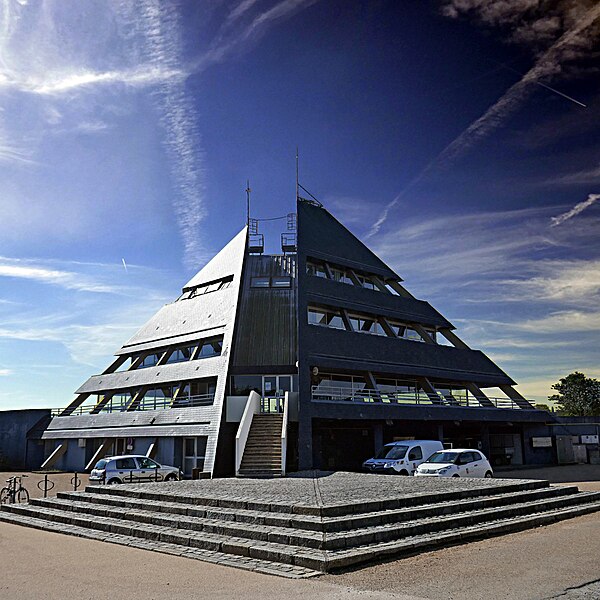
top-left (0, 464), bottom-right (599, 599)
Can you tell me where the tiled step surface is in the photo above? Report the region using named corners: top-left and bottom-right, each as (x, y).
top-left (2, 475), bottom-right (600, 576)
top-left (23, 488), bottom-right (600, 550)
top-left (54, 484), bottom-right (580, 532)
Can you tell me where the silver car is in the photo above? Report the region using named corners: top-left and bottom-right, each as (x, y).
top-left (89, 455), bottom-right (180, 485)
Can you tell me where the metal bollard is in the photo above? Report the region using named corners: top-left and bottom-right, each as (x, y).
top-left (71, 472), bottom-right (81, 491)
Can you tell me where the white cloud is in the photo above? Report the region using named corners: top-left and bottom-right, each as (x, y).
top-left (516, 310), bottom-right (600, 333)
top-left (0, 368), bottom-right (13, 376)
top-left (0, 67), bottom-right (183, 96)
top-left (0, 258), bottom-right (120, 294)
top-left (551, 193), bottom-right (600, 226)
top-left (550, 164), bottom-right (600, 185)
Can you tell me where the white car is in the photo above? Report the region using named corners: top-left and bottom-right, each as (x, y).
top-left (89, 455), bottom-right (180, 485)
top-left (415, 449), bottom-right (494, 478)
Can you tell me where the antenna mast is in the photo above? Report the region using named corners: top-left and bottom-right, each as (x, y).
top-left (245, 180), bottom-right (251, 226)
top-left (295, 148), bottom-right (299, 201)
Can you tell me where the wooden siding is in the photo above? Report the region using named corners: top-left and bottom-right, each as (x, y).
top-left (232, 255), bottom-right (297, 368)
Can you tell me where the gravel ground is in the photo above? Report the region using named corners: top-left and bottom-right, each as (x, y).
top-left (119, 471), bottom-right (538, 507)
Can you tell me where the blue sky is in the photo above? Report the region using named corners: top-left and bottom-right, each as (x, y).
top-left (0, 0), bottom-right (599, 409)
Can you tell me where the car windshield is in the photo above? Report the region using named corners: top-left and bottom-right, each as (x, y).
top-left (94, 459), bottom-right (108, 469)
top-left (374, 445), bottom-right (408, 460)
top-left (426, 451), bottom-right (460, 464)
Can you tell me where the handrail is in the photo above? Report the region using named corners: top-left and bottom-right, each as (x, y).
top-left (311, 385), bottom-right (534, 410)
top-left (235, 390), bottom-right (261, 475)
top-left (281, 391), bottom-right (289, 476)
top-left (51, 393), bottom-right (215, 416)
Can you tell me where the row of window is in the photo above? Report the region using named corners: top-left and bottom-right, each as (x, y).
top-left (93, 378), bottom-right (217, 412)
top-left (116, 337), bottom-right (223, 372)
top-left (307, 306), bottom-right (433, 342)
top-left (306, 260), bottom-right (398, 294)
top-left (250, 276), bottom-right (292, 289)
top-left (178, 276), bottom-right (233, 301)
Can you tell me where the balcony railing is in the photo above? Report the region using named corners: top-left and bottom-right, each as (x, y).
top-left (51, 393), bottom-right (215, 417)
top-left (311, 385), bottom-right (532, 410)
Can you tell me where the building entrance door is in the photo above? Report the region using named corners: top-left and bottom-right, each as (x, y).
top-left (183, 437), bottom-right (207, 477)
top-left (262, 375), bottom-right (292, 412)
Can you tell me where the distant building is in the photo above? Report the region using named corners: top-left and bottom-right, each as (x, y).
top-left (41, 197), bottom-right (552, 476)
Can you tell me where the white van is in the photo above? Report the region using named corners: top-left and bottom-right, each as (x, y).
top-left (362, 440), bottom-right (444, 475)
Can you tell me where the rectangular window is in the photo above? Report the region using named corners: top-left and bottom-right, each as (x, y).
top-left (251, 277), bottom-right (270, 288)
top-left (139, 353), bottom-right (160, 369)
top-left (230, 375), bottom-right (262, 396)
top-left (308, 307), bottom-right (346, 329)
top-left (166, 345), bottom-right (195, 364)
top-left (306, 261), bottom-right (327, 278)
top-left (271, 276), bottom-right (292, 288)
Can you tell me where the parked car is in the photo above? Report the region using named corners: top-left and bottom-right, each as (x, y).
top-left (362, 440), bottom-right (444, 475)
top-left (415, 449), bottom-right (493, 478)
top-left (89, 455), bottom-right (180, 485)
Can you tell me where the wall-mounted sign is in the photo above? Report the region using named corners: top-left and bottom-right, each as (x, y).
top-left (581, 435), bottom-right (599, 444)
top-left (532, 437), bottom-right (552, 448)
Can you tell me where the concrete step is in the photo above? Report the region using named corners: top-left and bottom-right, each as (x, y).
top-left (55, 485), bottom-right (578, 533)
top-left (0, 510), bottom-right (320, 579)
top-left (2, 494), bottom-right (600, 573)
top-left (79, 479), bottom-right (552, 517)
top-left (26, 490), bottom-right (600, 551)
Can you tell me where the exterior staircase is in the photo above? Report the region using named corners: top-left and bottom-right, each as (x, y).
top-left (1, 477), bottom-right (599, 577)
top-left (238, 413), bottom-right (283, 477)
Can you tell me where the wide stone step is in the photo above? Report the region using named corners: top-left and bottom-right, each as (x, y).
top-left (0, 510), bottom-right (320, 579)
top-left (323, 499), bottom-right (600, 571)
top-left (55, 485), bottom-right (577, 533)
top-left (57, 491), bottom-right (323, 529)
top-left (1, 503), bottom-right (325, 569)
top-left (3, 495), bottom-right (600, 573)
top-left (80, 479), bottom-right (552, 517)
top-left (27, 489), bottom-right (600, 551)
top-left (29, 497), bottom-right (325, 548)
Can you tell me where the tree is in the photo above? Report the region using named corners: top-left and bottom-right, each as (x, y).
top-left (548, 372), bottom-right (600, 416)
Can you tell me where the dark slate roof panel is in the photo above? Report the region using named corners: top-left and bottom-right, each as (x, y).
top-left (298, 200), bottom-right (399, 280)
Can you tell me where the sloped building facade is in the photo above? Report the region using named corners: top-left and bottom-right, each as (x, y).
top-left (41, 198), bottom-right (547, 475)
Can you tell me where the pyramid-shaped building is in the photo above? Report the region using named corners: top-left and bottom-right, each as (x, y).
top-left (41, 198), bottom-right (547, 476)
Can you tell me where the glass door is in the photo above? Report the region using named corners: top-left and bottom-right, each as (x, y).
top-left (183, 437), bottom-right (207, 477)
top-left (261, 375), bottom-right (292, 412)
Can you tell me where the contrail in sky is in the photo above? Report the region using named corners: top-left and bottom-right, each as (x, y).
top-left (551, 193), bottom-right (600, 227)
top-left (499, 63), bottom-right (587, 108)
top-left (367, 3), bottom-right (600, 239)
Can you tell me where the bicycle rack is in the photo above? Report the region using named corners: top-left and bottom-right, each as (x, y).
top-left (37, 475), bottom-right (55, 498)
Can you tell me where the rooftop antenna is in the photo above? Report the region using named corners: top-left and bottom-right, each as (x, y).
top-left (245, 180), bottom-right (251, 226)
top-left (295, 147), bottom-right (299, 202)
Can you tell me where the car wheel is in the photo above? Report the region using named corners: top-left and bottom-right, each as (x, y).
top-left (398, 470), bottom-right (409, 476)
top-left (452, 474), bottom-right (460, 477)
top-left (107, 478), bottom-right (121, 485)
top-left (164, 473), bottom-right (178, 482)
top-left (485, 471), bottom-right (494, 478)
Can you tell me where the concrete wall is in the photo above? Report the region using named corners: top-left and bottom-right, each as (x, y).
top-left (0, 409), bottom-right (50, 469)
top-left (523, 417), bottom-right (600, 465)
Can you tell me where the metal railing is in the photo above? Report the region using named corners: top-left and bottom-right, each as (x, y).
top-left (51, 393), bottom-right (215, 417)
top-left (311, 385), bottom-right (532, 410)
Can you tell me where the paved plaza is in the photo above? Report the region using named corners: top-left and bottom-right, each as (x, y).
top-left (1, 466), bottom-right (599, 598)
